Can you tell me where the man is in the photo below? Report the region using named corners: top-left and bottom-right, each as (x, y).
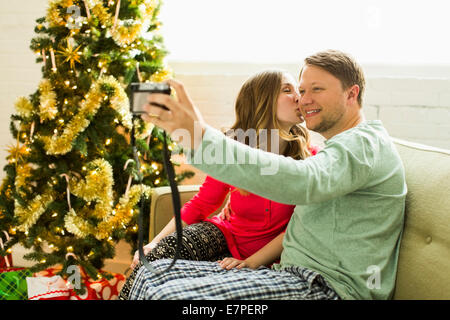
top-left (131, 50), bottom-right (407, 300)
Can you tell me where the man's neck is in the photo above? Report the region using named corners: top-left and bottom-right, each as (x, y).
top-left (322, 112), bottom-right (366, 140)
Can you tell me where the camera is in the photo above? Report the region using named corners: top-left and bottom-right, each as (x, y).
top-left (129, 82), bottom-right (172, 114)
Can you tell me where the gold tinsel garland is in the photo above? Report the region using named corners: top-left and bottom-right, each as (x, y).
top-left (14, 189), bottom-right (56, 233)
top-left (69, 158), bottom-right (114, 220)
top-left (38, 79), bottom-right (58, 122)
top-left (46, 0), bottom-right (75, 28)
top-left (14, 97), bottom-right (34, 118)
top-left (89, 0), bottom-right (158, 46)
top-left (46, 0), bottom-right (159, 47)
top-left (40, 75), bottom-right (132, 155)
top-left (12, 157), bottom-right (152, 239)
top-left (64, 159), bottom-right (151, 240)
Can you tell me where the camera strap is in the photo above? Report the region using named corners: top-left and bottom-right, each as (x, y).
top-left (132, 124), bottom-right (183, 275)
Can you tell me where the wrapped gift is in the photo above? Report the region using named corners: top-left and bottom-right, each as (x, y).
top-left (0, 267), bottom-right (24, 273)
top-left (69, 270), bottom-right (126, 300)
top-left (35, 266), bottom-right (126, 300)
top-left (0, 268), bottom-right (32, 300)
top-left (0, 231), bottom-right (13, 269)
top-left (26, 275), bottom-right (72, 300)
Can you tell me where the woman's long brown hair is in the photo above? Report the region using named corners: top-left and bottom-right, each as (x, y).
top-left (225, 70), bottom-right (312, 196)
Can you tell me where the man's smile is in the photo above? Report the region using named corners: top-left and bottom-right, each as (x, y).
top-left (303, 108), bottom-right (321, 118)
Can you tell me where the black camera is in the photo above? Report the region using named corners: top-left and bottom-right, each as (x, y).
top-left (129, 82), bottom-right (172, 114)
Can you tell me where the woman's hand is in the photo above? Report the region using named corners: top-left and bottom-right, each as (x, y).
top-left (218, 257), bottom-right (254, 270)
top-left (142, 79), bottom-right (207, 150)
top-left (217, 200), bottom-right (233, 221)
top-left (130, 241), bottom-right (157, 270)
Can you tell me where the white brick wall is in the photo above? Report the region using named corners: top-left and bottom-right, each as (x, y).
top-left (173, 68), bottom-right (450, 150)
top-left (364, 77), bottom-right (450, 149)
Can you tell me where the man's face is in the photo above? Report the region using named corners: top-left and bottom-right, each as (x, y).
top-left (298, 65), bottom-right (348, 135)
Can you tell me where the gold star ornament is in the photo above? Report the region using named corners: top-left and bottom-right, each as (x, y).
top-left (57, 39), bottom-right (82, 69)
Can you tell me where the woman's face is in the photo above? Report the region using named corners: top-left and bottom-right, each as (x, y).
top-left (276, 73), bottom-right (304, 130)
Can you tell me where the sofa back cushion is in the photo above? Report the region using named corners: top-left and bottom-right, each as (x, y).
top-left (392, 138), bottom-right (450, 299)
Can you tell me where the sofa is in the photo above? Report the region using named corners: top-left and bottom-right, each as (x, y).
top-left (148, 138), bottom-right (450, 300)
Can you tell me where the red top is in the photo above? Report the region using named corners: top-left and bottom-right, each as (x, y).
top-left (180, 146), bottom-right (319, 260)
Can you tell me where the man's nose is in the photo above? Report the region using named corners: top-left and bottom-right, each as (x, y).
top-left (299, 91), bottom-right (312, 105)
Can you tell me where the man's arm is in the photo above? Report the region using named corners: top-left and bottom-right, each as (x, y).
top-left (141, 79), bottom-right (374, 206)
top-left (188, 125), bottom-right (374, 206)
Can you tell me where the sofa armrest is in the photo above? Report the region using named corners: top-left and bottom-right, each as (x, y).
top-left (149, 185), bottom-right (201, 241)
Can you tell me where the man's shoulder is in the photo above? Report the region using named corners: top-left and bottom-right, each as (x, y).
top-left (325, 120), bottom-right (389, 148)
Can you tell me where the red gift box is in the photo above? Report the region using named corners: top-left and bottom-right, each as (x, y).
top-left (0, 256), bottom-right (13, 269)
top-left (0, 231), bottom-right (13, 269)
top-left (34, 266), bottom-right (126, 300)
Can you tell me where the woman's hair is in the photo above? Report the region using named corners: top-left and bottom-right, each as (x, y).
top-left (226, 69), bottom-right (312, 196)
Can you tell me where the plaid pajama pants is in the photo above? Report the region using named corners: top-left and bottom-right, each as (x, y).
top-left (128, 259), bottom-right (340, 300)
top-left (119, 222), bottom-right (230, 300)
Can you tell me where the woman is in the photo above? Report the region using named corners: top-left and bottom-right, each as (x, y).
top-left (119, 70), bottom-right (317, 300)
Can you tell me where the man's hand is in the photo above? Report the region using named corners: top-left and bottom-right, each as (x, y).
top-left (141, 79), bottom-right (207, 150)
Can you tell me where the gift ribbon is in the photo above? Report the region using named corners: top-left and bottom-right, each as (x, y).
top-left (0, 231), bottom-right (11, 268)
top-left (60, 174), bottom-right (72, 211)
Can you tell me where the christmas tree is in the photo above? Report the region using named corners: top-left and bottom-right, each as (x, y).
top-left (0, 0), bottom-right (193, 280)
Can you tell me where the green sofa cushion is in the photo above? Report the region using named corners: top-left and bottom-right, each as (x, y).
top-left (392, 139), bottom-right (450, 299)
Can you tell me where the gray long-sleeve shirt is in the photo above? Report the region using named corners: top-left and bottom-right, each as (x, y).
top-left (188, 120), bottom-right (407, 299)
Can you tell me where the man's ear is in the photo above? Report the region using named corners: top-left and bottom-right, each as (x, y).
top-left (347, 84), bottom-right (360, 104)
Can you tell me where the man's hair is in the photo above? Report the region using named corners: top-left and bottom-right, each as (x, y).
top-left (302, 50), bottom-right (366, 107)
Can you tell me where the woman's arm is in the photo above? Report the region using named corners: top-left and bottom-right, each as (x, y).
top-left (130, 217), bottom-right (188, 269)
top-left (130, 175), bottom-right (229, 269)
top-left (180, 175), bottom-right (230, 224)
top-left (218, 232), bottom-right (285, 270)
